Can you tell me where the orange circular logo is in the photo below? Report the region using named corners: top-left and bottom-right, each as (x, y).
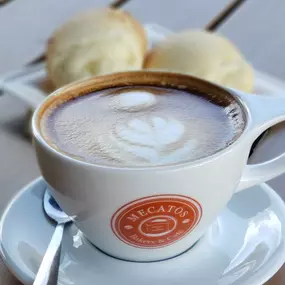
top-left (111, 195), bottom-right (202, 248)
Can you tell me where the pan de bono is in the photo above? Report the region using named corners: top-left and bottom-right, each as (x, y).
top-left (47, 8), bottom-right (147, 88)
top-left (144, 30), bottom-right (254, 93)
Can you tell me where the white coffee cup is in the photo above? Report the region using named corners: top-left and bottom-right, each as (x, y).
top-left (32, 71), bottom-right (285, 262)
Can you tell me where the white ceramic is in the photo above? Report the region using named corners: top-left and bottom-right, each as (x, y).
top-left (31, 69), bottom-right (285, 262)
top-left (2, 24), bottom-right (285, 111)
top-left (1, 178), bottom-right (285, 285)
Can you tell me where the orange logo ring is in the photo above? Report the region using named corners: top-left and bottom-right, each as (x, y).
top-left (111, 194), bottom-right (202, 249)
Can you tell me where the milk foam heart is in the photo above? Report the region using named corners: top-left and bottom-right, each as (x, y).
top-left (110, 91), bottom-right (156, 112)
top-left (41, 86), bottom-right (244, 167)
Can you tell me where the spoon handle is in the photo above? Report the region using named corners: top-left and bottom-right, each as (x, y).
top-left (33, 223), bottom-right (64, 285)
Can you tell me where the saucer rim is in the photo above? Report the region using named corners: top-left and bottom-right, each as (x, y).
top-left (234, 182), bottom-right (285, 285)
top-left (0, 177), bottom-right (285, 285)
top-left (0, 177), bottom-right (45, 285)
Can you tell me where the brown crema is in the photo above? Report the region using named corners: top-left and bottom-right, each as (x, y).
top-left (37, 71), bottom-right (246, 167)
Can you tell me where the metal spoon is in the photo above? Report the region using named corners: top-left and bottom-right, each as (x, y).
top-left (33, 189), bottom-right (71, 285)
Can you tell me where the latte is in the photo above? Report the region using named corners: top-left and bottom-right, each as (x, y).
top-left (40, 86), bottom-right (244, 167)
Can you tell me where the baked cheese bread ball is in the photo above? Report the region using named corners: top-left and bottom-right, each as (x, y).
top-left (47, 8), bottom-right (147, 88)
top-left (144, 30), bottom-right (254, 92)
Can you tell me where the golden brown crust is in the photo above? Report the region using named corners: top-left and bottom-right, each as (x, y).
top-left (143, 30), bottom-right (254, 93)
top-left (122, 10), bottom-right (148, 56)
top-left (143, 50), bottom-right (156, 68)
top-left (46, 8), bottom-right (147, 88)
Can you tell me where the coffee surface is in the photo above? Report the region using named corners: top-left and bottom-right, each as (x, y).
top-left (41, 86), bottom-right (243, 167)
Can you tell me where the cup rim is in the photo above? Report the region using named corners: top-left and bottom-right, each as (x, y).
top-left (32, 70), bottom-right (250, 171)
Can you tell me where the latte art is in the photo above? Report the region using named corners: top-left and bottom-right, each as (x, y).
top-left (41, 86), bottom-right (244, 167)
top-left (97, 116), bottom-right (198, 165)
top-left (109, 91), bottom-right (156, 112)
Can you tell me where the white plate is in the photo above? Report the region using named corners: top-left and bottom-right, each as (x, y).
top-left (1, 23), bottom-right (285, 165)
top-left (1, 178), bottom-right (285, 285)
top-left (2, 23), bottom-right (284, 173)
top-left (1, 23), bottom-right (285, 110)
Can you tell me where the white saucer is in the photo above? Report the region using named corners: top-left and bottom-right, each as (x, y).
top-left (1, 178), bottom-right (285, 285)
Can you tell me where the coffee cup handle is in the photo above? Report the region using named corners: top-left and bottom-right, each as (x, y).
top-left (234, 92), bottom-right (285, 192)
